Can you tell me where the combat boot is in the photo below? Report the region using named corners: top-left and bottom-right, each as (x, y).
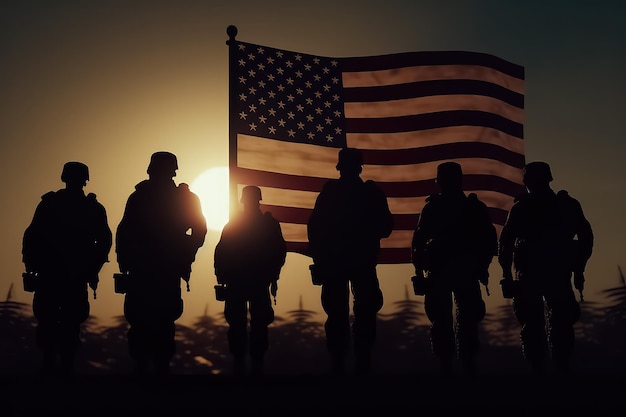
top-left (330, 353), bottom-right (346, 376)
top-left (251, 354), bottom-right (265, 376)
top-left (233, 355), bottom-right (247, 376)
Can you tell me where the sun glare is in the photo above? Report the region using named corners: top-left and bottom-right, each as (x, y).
top-left (190, 166), bottom-right (230, 231)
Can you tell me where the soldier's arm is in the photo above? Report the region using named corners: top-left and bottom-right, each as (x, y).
top-left (181, 183), bottom-right (208, 252)
top-left (411, 203), bottom-right (434, 275)
top-left (365, 180), bottom-right (393, 239)
top-left (575, 210), bottom-right (594, 273)
top-left (22, 193), bottom-right (56, 271)
top-left (307, 183), bottom-right (334, 261)
top-left (92, 197), bottom-right (113, 267)
top-left (498, 206), bottom-right (519, 280)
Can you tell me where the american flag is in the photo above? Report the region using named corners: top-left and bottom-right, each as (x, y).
top-left (229, 38), bottom-right (525, 264)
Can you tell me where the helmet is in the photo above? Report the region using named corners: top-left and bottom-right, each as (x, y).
top-left (147, 151), bottom-right (178, 176)
top-left (436, 161), bottom-right (462, 183)
top-left (61, 162), bottom-right (89, 183)
top-left (523, 161), bottom-right (553, 184)
top-left (336, 148), bottom-right (363, 171)
top-left (241, 185), bottom-right (262, 203)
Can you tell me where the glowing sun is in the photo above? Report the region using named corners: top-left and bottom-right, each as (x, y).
top-left (190, 166), bottom-right (229, 231)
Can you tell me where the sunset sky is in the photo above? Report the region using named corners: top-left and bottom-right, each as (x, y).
top-left (1, 1), bottom-right (624, 329)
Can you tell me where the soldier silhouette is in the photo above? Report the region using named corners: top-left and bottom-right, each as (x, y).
top-left (22, 161), bottom-right (112, 376)
top-left (411, 161), bottom-right (497, 377)
top-left (115, 151), bottom-right (207, 375)
top-left (307, 147), bottom-right (393, 375)
top-left (214, 185), bottom-right (287, 375)
top-left (498, 161), bottom-right (593, 375)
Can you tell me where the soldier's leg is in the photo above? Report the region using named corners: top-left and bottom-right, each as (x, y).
top-left (424, 283), bottom-right (455, 375)
top-left (454, 282), bottom-right (486, 376)
top-left (152, 320), bottom-right (176, 375)
top-left (249, 286), bottom-right (275, 375)
top-left (124, 294), bottom-right (153, 374)
top-left (545, 280), bottom-right (580, 374)
top-left (513, 280), bottom-right (547, 374)
top-left (321, 278), bottom-right (350, 374)
top-left (351, 268), bottom-right (383, 374)
top-left (32, 290), bottom-right (61, 374)
top-left (224, 289), bottom-right (250, 374)
top-left (58, 285), bottom-right (90, 375)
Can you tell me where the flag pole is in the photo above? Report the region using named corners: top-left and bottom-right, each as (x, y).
top-left (226, 25), bottom-right (239, 221)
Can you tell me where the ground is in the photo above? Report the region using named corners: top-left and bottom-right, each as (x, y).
top-left (2, 371), bottom-right (624, 416)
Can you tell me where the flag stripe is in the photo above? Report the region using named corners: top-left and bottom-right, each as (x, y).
top-left (343, 65), bottom-right (524, 95)
top-left (236, 135), bottom-right (523, 191)
top-left (229, 38), bottom-right (525, 264)
top-left (339, 50), bottom-right (524, 79)
top-left (345, 94), bottom-right (523, 124)
top-left (347, 126), bottom-right (523, 153)
top-left (260, 204), bottom-right (509, 232)
top-left (235, 165), bottom-right (522, 200)
top-left (345, 110), bottom-right (523, 137)
top-left (344, 79), bottom-right (524, 108)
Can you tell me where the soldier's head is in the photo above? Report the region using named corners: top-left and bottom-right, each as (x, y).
top-left (147, 151), bottom-right (178, 179)
top-left (61, 161), bottom-right (89, 187)
top-left (523, 161), bottom-right (553, 190)
top-left (435, 161), bottom-right (463, 193)
top-left (336, 148), bottom-right (363, 177)
top-left (240, 185), bottom-right (262, 210)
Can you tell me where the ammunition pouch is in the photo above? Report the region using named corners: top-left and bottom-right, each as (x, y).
top-left (421, 238), bottom-right (450, 271)
top-left (113, 272), bottom-right (131, 294)
top-left (22, 272), bottom-right (38, 293)
top-left (214, 284), bottom-right (227, 301)
top-left (500, 278), bottom-right (518, 299)
top-left (411, 275), bottom-right (430, 296)
top-left (513, 239), bottom-right (528, 272)
top-left (309, 264), bottom-right (327, 286)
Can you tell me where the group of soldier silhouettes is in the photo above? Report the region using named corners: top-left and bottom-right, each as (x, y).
top-left (21, 148), bottom-right (593, 378)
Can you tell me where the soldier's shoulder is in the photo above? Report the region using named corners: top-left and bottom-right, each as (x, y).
top-left (425, 193), bottom-right (440, 203)
top-left (177, 182), bottom-right (201, 200)
top-left (557, 189), bottom-right (582, 208)
top-left (467, 192), bottom-right (481, 203)
top-left (557, 189), bottom-right (573, 199)
top-left (41, 191), bottom-right (56, 200)
top-left (513, 191), bottom-right (530, 204)
top-left (321, 178), bottom-right (341, 192)
top-left (263, 211), bottom-right (280, 224)
top-left (466, 192), bottom-right (488, 208)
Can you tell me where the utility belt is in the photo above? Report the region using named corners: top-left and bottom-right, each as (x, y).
top-left (22, 271), bottom-right (95, 292)
top-left (113, 272), bottom-right (131, 294)
top-left (214, 284), bottom-right (227, 301)
top-left (411, 275), bottom-right (430, 296)
top-left (309, 262), bottom-right (374, 286)
top-left (22, 272), bottom-right (38, 293)
top-left (309, 264), bottom-right (325, 286)
top-left (113, 270), bottom-right (192, 295)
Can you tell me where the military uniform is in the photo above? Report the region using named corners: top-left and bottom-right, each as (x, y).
top-left (498, 162), bottom-right (593, 374)
top-left (214, 186), bottom-right (287, 375)
top-left (116, 152), bottom-right (207, 374)
top-left (307, 148), bottom-right (393, 374)
top-left (22, 162), bottom-right (112, 375)
top-left (411, 162), bottom-right (497, 375)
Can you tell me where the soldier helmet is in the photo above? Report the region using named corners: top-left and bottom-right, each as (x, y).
top-left (61, 161), bottom-right (89, 183)
top-left (241, 185), bottom-right (262, 204)
top-left (336, 147), bottom-right (363, 171)
top-left (147, 151), bottom-right (178, 177)
top-left (523, 161), bottom-right (553, 184)
top-left (436, 161), bottom-right (462, 183)
top-left (435, 162), bottom-right (463, 192)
